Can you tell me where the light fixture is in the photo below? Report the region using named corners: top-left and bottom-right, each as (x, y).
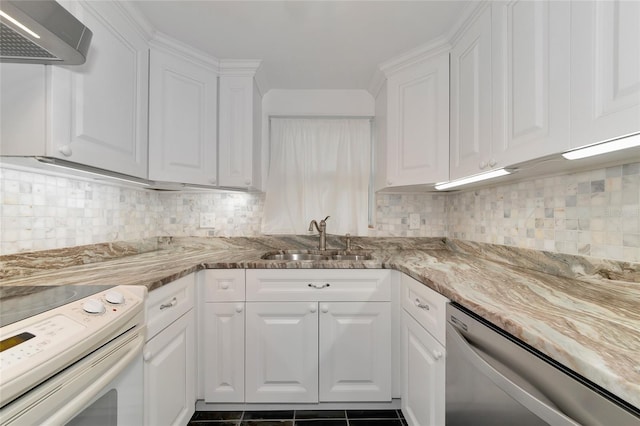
top-left (0, 9), bottom-right (40, 38)
top-left (35, 157), bottom-right (151, 187)
top-left (435, 168), bottom-right (513, 191)
top-left (562, 132), bottom-right (640, 160)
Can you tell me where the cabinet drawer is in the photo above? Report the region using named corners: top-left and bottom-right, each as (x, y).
top-left (146, 274), bottom-right (195, 341)
top-left (401, 274), bottom-right (448, 346)
top-left (202, 269), bottom-right (245, 302)
top-left (246, 269), bottom-right (391, 302)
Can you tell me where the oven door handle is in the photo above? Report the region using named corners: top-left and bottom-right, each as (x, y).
top-left (42, 331), bottom-right (144, 426)
top-left (447, 323), bottom-right (580, 426)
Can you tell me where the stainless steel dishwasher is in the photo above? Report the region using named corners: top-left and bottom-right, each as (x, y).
top-left (446, 303), bottom-right (640, 426)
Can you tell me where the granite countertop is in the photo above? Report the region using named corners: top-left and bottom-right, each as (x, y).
top-left (1, 235), bottom-right (639, 410)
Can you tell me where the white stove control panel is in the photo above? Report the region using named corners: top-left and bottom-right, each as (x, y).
top-left (0, 315), bottom-right (84, 370)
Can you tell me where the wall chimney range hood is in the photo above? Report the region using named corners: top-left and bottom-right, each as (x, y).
top-left (0, 0), bottom-right (92, 65)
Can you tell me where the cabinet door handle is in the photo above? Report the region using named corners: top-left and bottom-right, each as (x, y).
top-left (488, 159), bottom-right (497, 168)
top-left (308, 283), bottom-right (330, 289)
top-left (309, 304), bottom-right (317, 313)
top-left (432, 349), bottom-right (443, 360)
top-left (160, 297), bottom-right (177, 310)
top-left (143, 350), bottom-right (153, 362)
top-left (235, 303), bottom-right (243, 313)
top-left (320, 304), bottom-right (329, 313)
top-left (414, 298), bottom-right (430, 310)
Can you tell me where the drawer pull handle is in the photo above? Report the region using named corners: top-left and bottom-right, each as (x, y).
top-left (308, 283), bottom-right (330, 289)
top-left (415, 298), bottom-right (430, 310)
top-left (160, 297), bottom-right (177, 310)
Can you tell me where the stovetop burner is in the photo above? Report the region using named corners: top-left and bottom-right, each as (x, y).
top-left (0, 285), bottom-right (116, 327)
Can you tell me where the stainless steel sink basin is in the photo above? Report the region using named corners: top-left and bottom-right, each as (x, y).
top-left (262, 253), bottom-right (329, 261)
top-left (330, 253), bottom-right (372, 261)
top-left (261, 250), bottom-right (373, 261)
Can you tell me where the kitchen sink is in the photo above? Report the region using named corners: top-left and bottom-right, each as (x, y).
top-left (261, 250), bottom-right (373, 261)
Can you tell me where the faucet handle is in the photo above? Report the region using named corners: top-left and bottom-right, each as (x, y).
top-left (322, 216), bottom-right (330, 223)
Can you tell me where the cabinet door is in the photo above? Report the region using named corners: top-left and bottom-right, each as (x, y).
top-left (148, 48), bottom-right (217, 185)
top-left (144, 310), bottom-right (195, 426)
top-left (218, 76), bottom-right (258, 188)
top-left (319, 302), bottom-right (391, 402)
top-left (385, 53), bottom-right (449, 187)
top-left (204, 303), bottom-right (245, 403)
top-left (571, 0), bottom-right (640, 148)
top-left (491, 0), bottom-right (571, 165)
top-left (401, 312), bottom-right (445, 426)
top-left (450, 5), bottom-right (493, 180)
top-left (50, 1), bottom-right (149, 178)
top-left (245, 302), bottom-right (319, 403)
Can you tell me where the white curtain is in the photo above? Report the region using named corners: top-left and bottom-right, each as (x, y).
top-left (262, 118), bottom-right (371, 236)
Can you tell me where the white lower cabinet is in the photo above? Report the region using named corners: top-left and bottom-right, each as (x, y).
top-left (144, 274), bottom-right (196, 426)
top-left (145, 311), bottom-right (195, 426)
top-left (245, 302), bottom-right (319, 403)
top-left (319, 302), bottom-right (391, 402)
top-left (202, 270), bottom-right (246, 403)
top-left (400, 274), bottom-right (448, 426)
top-left (203, 303), bottom-right (245, 402)
top-left (401, 312), bottom-right (445, 426)
top-left (243, 269), bottom-right (392, 404)
top-left (245, 301), bottom-right (391, 403)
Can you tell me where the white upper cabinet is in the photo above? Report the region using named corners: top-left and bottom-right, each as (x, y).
top-left (148, 38), bottom-right (218, 185)
top-left (491, 0), bottom-right (571, 166)
top-left (450, 5), bottom-right (493, 180)
top-left (218, 64), bottom-right (263, 189)
top-left (375, 50), bottom-right (450, 190)
top-left (1, 1), bottom-right (150, 178)
top-left (50, 1), bottom-right (149, 178)
top-left (571, 0), bottom-right (640, 148)
top-left (451, 1), bottom-right (572, 180)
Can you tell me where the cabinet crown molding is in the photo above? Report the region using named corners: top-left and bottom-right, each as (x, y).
top-left (112, 0), bottom-right (155, 41)
top-left (220, 59), bottom-right (269, 95)
top-left (379, 36), bottom-right (451, 78)
top-left (446, 0), bottom-right (490, 46)
top-left (150, 32), bottom-right (221, 71)
top-left (369, 36), bottom-right (450, 97)
top-left (219, 59), bottom-right (262, 75)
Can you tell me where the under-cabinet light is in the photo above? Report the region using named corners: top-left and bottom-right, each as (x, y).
top-left (36, 158), bottom-right (151, 187)
top-left (0, 9), bottom-right (40, 39)
top-left (562, 132), bottom-right (640, 160)
top-left (435, 168), bottom-right (513, 191)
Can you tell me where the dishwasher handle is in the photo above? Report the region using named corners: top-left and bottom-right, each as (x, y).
top-left (447, 323), bottom-right (580, 426)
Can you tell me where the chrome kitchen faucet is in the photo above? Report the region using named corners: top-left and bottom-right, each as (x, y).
top-left (308, 216), bottom-right (330, 251)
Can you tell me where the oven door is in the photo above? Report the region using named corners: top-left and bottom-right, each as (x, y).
top-left (0, 327), bottom-right (144, 426)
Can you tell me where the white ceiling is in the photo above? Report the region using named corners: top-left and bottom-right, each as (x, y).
top-left (133, 1), bottom-right (472, 92)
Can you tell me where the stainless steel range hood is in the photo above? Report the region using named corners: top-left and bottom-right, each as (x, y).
top-left (0, 0), bottom-right (92, 65)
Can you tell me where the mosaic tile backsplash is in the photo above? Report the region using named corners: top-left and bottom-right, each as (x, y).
top-left (1, 162), bottom-right (639, 262)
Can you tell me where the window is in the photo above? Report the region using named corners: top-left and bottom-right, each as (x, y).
top-left (262, 118), bottom-right (371, 235)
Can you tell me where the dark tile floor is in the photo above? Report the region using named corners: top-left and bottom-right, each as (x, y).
top-left (189, 409), bottom-right (408, 426)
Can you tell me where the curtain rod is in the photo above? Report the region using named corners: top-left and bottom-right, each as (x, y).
top-left (269, 115), bottom-right (374, 120)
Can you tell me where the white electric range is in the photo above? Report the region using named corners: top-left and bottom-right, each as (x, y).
top-left (0, 284), bottom-right (146, 425)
